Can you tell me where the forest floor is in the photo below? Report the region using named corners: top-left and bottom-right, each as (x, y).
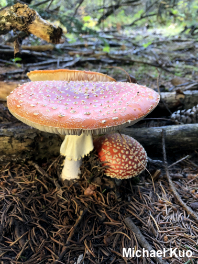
top-left (0, 28), bottom-right (198, 264)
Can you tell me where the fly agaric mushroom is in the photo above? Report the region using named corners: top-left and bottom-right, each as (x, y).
top-left (7, 81), bottom-right (159, 180)
top-left (94, 133), bottom-right (147, 179)
top-left (27, 69), bottom-right (116, 82)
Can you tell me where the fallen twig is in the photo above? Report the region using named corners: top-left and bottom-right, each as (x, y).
top-left (0, 3), bottom-right (63, 44)
top-left (168, 155), bottom-right (191, 168)
top-left (162, 129), bottom-right (198, 223)
top-left (55, 208), bottom-right (88, 263)
top-left (2, 123), bottom-right (198, 163)
top-left (124, 217), bottom-right (169, 264)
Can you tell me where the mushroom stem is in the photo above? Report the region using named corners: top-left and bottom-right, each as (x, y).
top-left (60, 133), bottom-right (94, 180)
top-left (61, 158), bottom-right (82, 180)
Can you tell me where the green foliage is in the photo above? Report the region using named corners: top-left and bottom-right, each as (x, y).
top-left (11, 57), bottom-right (22, 67)
top-left (1, 0), bottom-right (16, 7)
top-left (31, 0), bottom-right (198, 42)
top-left (103, 45), bottom-right (110, 53)
top-left (67, 33), bottom-right (77, 44)
top-left (143, 41), bottom-right (152, 48)
top-left (83, 15), bottom-right (92, 22)
top-left (60, 15), bottom-right (97, 35)
top-left (0, 0), bottom-right (7, 8)
top-left (11, 57), bottom-right (21, 62)
top-left (36, 8), bottom-right (98, 36)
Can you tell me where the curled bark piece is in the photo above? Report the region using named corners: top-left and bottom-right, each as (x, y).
top-left (0, 3), bottom-right (63, 44)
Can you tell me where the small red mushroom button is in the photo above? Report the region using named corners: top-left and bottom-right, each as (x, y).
top-left (94, 133), bottom-right (147, 179)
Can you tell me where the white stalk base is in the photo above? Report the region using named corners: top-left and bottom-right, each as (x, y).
top-left (61, 158), bottom-right (82, 180)
top-left (60, 133), bottom-right (94, 180)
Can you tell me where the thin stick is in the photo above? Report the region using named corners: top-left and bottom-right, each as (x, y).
top-left (55, 209), bottom-right (88, 263)
top-left (168, 155), bottom-right (191, 168)
top-left (107, 66), bottom-right (133, 83)
top-left (73, 0), bottom-right (84, 17)
top-left (46, 0), bottom-right (54, 10)
top-left (162, 129), bottom-right (198, 223)
top-left (124, 217), bottom-right (169, 264)
top-left (47, 155), bottom-right (61, 172)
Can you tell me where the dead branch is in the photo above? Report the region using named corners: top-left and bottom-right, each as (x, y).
top-left (0, 3), bottom-right (63, 44)
top-left (55, 208), bottom-right (88, 263)
top-left (159, 90), bottom-right (198, 110)
top-left (1, 121), bottom-right (198, 163)
top-left (97, 0), bottom-right (140, 25)
top-left (124, 217), bottom-right (169, 264)
top-left (108, 54), bottom-right (174, 73)
top-left (32, 0), bottom-right (52, 7)
top-left (125, 13), bottom-right (157, 27)
top-left (73, 0), bottom-right (85, 17)
top-left (124, 0), bottom-right (158, 27)
top-left (162, 129), bottom-right (198, 223)
top-left (21, 44), bottom-right (54, 51)
top-left (0, 48), bottom-right (55, 57)
top-left (122, 124), bottom-right (198, 152)
top-left (0, 123), bottom-right (62, 164)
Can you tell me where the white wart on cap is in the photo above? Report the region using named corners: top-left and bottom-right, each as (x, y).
top-left (94, 133), bottom-right (147, 179)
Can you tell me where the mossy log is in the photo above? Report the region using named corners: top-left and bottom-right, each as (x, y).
top-left (0, 3), bottom-right (62, 43)
top-left (0, 122), bottom-right (198, 164)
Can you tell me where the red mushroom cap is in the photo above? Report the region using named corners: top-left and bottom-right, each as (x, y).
top-left (94, 133), bottom-right (147, 179)
top-left (7, 81), bottom-right (159, 135)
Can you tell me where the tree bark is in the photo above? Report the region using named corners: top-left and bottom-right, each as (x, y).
top-left (0, 122), bottom-right (62, 164)
top-left (122, 124), bottom-right (198, 153)
top-left (0, 3), bottom-right (63, 44)
top-left (0, 122), bottom-right (198, 163)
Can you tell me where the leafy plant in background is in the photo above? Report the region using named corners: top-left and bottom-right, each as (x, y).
top-left (0, 0), bottom-right (7, 8)
top-left (143, 41), bottom-right (152, 48)
top-left (2, 0), bottom-right (198, 48)
top-left (11, 57), bottom-right (22, 67)
top-left (103, 43), bottom-right (110, 53)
